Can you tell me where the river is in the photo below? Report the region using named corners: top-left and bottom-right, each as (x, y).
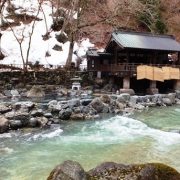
top-left (0, 106), bottom-right (180, 180)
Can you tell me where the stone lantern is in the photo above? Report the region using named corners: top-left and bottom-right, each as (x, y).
top-left (71, 76), bottom-right (82, 91)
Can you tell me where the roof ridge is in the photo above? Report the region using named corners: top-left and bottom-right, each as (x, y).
top-left (113, 30), bottom-right (175, 39)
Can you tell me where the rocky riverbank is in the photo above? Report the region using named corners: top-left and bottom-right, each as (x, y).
top-left (47, 160), bottom-right (180, 180)
top-left (1, 85), bottom-right (180, 134)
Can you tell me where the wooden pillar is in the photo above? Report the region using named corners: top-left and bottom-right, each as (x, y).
top-left (147, 80), bottom-right (159, 94)
top-left (120, 76), bottom-right (135, 95)
top-left (123, 76), bottom-right (130, 89)
top-left (174, 80), bottom-right (180, 91)
top-left (178, 52), bottom-right (180, 65)
top-left (114, 47), bottom-right (118, 65)
top-left (150, 81), bottom-right (157, 89)
top-left (97, 71), bottom-right (101, 78)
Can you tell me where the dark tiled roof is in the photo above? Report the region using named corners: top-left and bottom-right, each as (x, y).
top-left (86, 49), bottom-right (99, 57)
top-left (111, 31), bottom-right (180, 52)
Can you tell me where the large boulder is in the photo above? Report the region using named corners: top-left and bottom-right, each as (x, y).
top-left (56, 88), bottom-right (68, 96)
top-left (167, 93), bottom-right (176, 104)
top-left (9, 120), bottom-right (22, 130)
top-left (47, 160), bottom-right (87, 180)
top-left (88, 162), bottom-right (180, 180)
top-left (27, 86), bottom-right (45, 97)
top-left (13, 101), bottom-right (35, 112)
top-left (0, 116), bottom-right (9, 133)
top-left (36, 117), bottom-right (48, 127)
top-left (100, 94), bottom-right (111, 104)
top-left (116, 102), bottom-right (126, 110)
top-left (120, 88), bottom-right (135, 95)
top-left (67, 99), bottom-right (80, 108)
top-left (175, 90), bottom-right (180, 99)
top-left (90, 98), bottom-right (104, 113)
top-left (128, 95), bottom-right (138, 107)
top-left (59, 108), bottom-right (72, 120)
top-left (31, 109), bottom-right (44, 117)
top-left (5, 110), bottom-right (29, 126)
top-left (29, 118), bottom-right (38, 127)
top-left (70, 113), bottom-right (84, 121)
top-left (162, 98), bottom-right (172, 106)
top-left (116, 93), bottom-right (130, 104)
top-left (10, 89), bottom-right (20, 97)
top-left (48, 161), bottom-right (180, 180)
top-left (0, 104), bottom-right (12, 114)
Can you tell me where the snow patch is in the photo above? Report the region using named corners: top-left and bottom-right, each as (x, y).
top-left (0, 0), bottom-right (94, 68)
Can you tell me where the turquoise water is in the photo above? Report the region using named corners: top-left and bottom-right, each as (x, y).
top-left (0, 106), bottom-right (180, 180)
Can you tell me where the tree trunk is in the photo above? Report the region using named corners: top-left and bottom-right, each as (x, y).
top-left (66, 34), bottom-right (74, 68)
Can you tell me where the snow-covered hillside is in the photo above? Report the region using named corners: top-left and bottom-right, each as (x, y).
top-left (0, 0), bottom-right (94, 67)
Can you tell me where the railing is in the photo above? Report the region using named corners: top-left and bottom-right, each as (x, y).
top-left (0, 64), bottom-right (87, 72)
top-left (90, 63), bottom-right (180, 72)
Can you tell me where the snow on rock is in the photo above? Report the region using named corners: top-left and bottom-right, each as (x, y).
top-left (0, 0), bottom-right (94, 68)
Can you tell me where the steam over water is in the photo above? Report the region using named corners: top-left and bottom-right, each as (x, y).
top-left (0, 106), bottom-right (180, 180)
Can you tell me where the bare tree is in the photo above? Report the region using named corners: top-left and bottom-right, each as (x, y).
top-left (4, 1), bottom-right (42, 72)
top-left (51, 0), bottom-right (154, 69)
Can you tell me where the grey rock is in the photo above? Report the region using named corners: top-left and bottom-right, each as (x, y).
top-left (0, 116), bottom-right (9, 133)
top-left (0, 104), bottom-right (12, 114)
top-left (29, 118), bottom-right (38, 127)
top-left (69, 90), bottom-right (77, 97)
top-left (100, 94), bottom-right (111, 104)
top-left (67, 99), bottom-right (80, 108)
top-left (135, 104), bottom-right (145, 111)
top-left (48, 100), bottom-right (58, 108)
top-left (59, 108), bottom-right (72, 120)
top-left (175, 90), bottom-right (180, 99)
top-left (31, 109), bottom-right (44, 117)
top-left (90, 98), bottom-right (104, 113)
top-left (44, 113), bottom-right (53, 118)
top-left (3, 90), bottom-right (11, 97)
top-left (93, 114), bottom-right (100, 120)
top-left (73, 107), bottom-right (81, 114)
top-left (47, 160), bottom-right (87, 180)
top-left (27, 85), bottom-right (45, 97)
top-left (87, 90), bottom-right (93, 95)
top-left (168, 93), bottom-right (176, 104)
top-left (162, 98), bottom-right (172, 106)
top-left (9, 120), bottom-right (22, 130)
top-left (120, 89), bottom-right (135, 95)
top-left (10, 90), bottom-right (20, 97)
top-left (129, 96), bottom-right (138, 107)
top-left (116, 102), bottom-right (125, 110)
top-left (53, 44), bottom-right (62, 51)
top-left (102, 103), bottom-right (109, 113)
top-left (116, 93), bottom-right (130, 104)
top-left (176, 99), bottom-right (180, 105)
top-left (80, 99), bottom-right (92, 106)
top-left (0, 93), bottom-right (6, 98)
top-left (84, 115), bottom-right (94, 120)
top-left (36, 117), bottom-right (48, 127)
top-left (5, 111), bottom-right (29, 126)
top-left (81, 106), bottom-right (90, 114)
top-left (56, 88), bottom-right (68, 96)
top-left (87, 162), bottom-right (180, 180)
top-left (70, 113), bottom-right (84, 121)
top-left (14, 101), bottom-right (35, 111)
top-left (114, 109), bottom-right (123, 114)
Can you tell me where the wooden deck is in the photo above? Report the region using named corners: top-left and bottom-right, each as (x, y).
top-left (89, 63), bottom-right (180, 73)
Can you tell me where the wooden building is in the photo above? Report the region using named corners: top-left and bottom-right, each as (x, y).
top-left (87, 31), bottom-right (180, 94)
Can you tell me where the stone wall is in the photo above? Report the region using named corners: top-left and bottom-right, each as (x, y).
top-left (0, 70), bottom-right (80, 89)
